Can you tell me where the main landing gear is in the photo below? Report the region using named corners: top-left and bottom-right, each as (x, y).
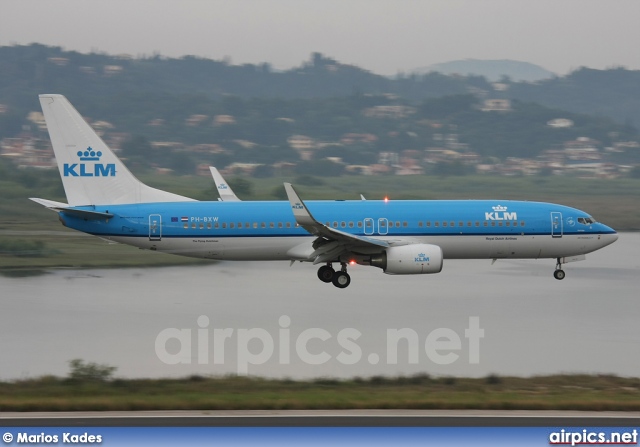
top-left (317, 263), bottom-right (351, 289)
top-left (553, 257), bottom-right (566, 280)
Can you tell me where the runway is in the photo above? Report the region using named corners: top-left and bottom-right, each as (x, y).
top-left (2, 410), bottom-right (640, 427)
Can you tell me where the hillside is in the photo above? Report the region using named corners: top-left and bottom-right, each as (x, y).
top-left (0, 44), bottom-right (639, 180)
top-left (418, 59), bottom-right (555, 82)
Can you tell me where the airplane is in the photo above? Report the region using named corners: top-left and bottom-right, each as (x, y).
top-left (32, 94), bottom-right (618, 288)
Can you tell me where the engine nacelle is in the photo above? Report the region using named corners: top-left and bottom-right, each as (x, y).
top-left (370, 244), bottom-right (443, 275)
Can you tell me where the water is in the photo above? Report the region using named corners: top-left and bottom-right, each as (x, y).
top-left (1, 233), bottom-right (639, 380)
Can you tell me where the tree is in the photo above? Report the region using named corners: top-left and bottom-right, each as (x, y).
top-left (67, 359), bottom-right (117, 382)
top-left (227, 177), bottom-right (253, 197)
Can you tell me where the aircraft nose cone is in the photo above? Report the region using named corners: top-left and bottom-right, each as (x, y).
top-left (599, 226), bottom-right (618, 247)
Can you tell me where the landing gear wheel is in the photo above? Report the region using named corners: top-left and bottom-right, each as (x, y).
top-left (317, 265), bottom-right (335, 283)
top-left (332, 271), bottom-right (351, 288)
top-left (553, 257), bottom-right (565, 280)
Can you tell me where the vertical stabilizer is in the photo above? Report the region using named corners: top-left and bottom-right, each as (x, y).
top-left (39, 94), bottom-right (194, 206)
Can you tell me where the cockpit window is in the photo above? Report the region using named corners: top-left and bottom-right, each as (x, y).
top-left (578, 216), bottom-right (597, 225)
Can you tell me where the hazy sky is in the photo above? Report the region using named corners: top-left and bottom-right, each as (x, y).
top-left (2, 0), bottom-right (639, 76)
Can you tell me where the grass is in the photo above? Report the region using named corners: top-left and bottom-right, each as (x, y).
top-left (0, 231), bottom-right (210, 275)
top-left (1, 374), bottom-right (640, 412)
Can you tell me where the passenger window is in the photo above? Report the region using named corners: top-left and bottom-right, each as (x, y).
top-left (278, 222), bottom-right (283, 228)
top-left (192, 223), bottom-right (196, 229)
top-left (199, 223), bottom-right (204, 229)
top-left (333, 221), bottom-right (338, 228)
top-left (207, 223), bottom-right (212, 229)
top-left (505, 222), bottom-right (510, 227)
top-left (459, 221), bottom-right (463, 227)
top-left (357, 221), bottom-right (362, 228)
top-left (253, 222), bottom-right (258, 229)
top-left (349, 222), bottom-right (354, 228)
top-left (341, 221), bottom-right (346, 228)
top-left (418, 222), bottom-right (423, 227)
top-left (215, 222), bottom-right (220, 229)
top-left (443, 222), bottom-right (447, 227)
top-left (435, 222), bottom-right (439, 227)
top-left (403, 221), bottom-right (408, 227)
top-left (450, 221), bottom-right (455, 227)
top-left (484, 222), bottom-right (488, 227)
top-left (245, 222), bottom-right (249, 228)
top-left (426, 222), bottom-right (431, 227)
top-left (230, 223), bottom-right (235, 229)
top-left (520, 221), bottom-right (525, 226)
top-left (270, 222), bottom-right (274, 228)
top-left (184, 223), bottom-right (188, 229)
top-left (396, 221), bottom-right (400, 228)
top-left (261, 222), bottom-right (266, 228)
top-left (475, 222), bottom-right (479, 227)
top-left (389, 221), bottom-right (394, 228)
top-left (286, 222), bottom-right (291, 228)
top-left (467, 221), bottom-right (471, 227)
top-left (498, 222), bottom-right (503, 227)
top-left (491, 222), bottom-right (495, 227)
top-left (222, 223), bottom-right (227, 229)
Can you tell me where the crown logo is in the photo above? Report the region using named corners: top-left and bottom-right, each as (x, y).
top-left (492, 205), bottom-right (507, 212)
top-left (77, 147), bottom-right (103, 161)
top-left (418, 253), bottom-right (425, 258)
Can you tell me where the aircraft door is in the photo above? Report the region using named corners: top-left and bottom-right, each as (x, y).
top-left (364, 218), bottom-right (374, 235)
top-left (378, 218), bottom-right (388, 235)
top-left (551, 212), bottom-right (563, 238)
top-left (149, 214), bottom-right (162, 241)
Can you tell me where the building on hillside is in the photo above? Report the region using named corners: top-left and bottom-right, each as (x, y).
top-left (547, 118), bottom-right (574, 128)
top-left (213, 115), bottom-right (236, 126)
top-left (362, 105), bottom-right (416, 119)
top-left (481, 99), bottom-right (511, 112)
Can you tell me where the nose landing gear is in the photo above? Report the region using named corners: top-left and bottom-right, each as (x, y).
top-left (554, 258), bottom-right (566, 280)
top-left (317, 262), bottom-right (351, 288)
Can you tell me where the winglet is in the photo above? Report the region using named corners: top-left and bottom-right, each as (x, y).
top-left (283, 183), bottom-right (388, 249)
top-left (283, 183), bottom-right (318, 230)
top-left (210, 167), bottom-right (241, 201)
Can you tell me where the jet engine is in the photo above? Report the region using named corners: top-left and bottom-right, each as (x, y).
top-left (370, 244), bottom-right (443, 274)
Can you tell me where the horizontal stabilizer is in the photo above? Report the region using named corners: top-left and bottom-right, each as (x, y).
top-left (30, 198), bottom-right (113, 220)
top-left (29, 197), bottom-right (69, 210)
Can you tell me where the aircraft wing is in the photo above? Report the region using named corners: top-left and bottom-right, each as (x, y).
top-left (210, 167), bottom-right (241, 201)
top-left (284, 183), bottom-right (391, 263)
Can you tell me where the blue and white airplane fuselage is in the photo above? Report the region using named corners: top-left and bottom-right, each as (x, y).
top-left (33, 94), bottom-right (617, 288)
top-left (61, 199), bottom-right (616, 261)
